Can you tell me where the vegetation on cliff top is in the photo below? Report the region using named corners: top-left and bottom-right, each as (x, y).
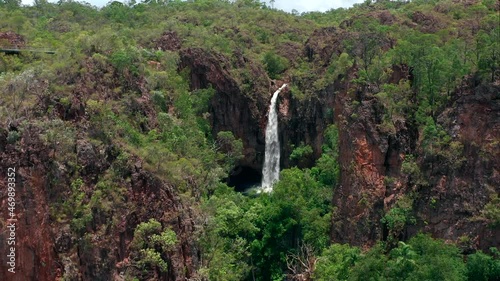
top-left (0, 0), bottom-right (498, 280)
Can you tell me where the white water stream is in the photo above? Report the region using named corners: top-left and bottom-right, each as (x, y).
top-left (260, 84), bottom-right (287, 193)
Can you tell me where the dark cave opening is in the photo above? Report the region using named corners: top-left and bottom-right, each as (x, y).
top-left (226, 166), bottom-right (262, 193)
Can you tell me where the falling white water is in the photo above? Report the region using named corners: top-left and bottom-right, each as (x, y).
top-left (260, 84), bottom-right (287, 193)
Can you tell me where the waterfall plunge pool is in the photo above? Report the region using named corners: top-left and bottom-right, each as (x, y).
top-left (227, 165), bottom-right (262, 193)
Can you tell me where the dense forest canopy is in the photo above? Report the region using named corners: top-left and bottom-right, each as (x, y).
top-left (0, 0), bottom-right (499, 280)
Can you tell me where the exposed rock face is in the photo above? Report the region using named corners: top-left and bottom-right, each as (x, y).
top-left (304, 27), bottom-right (347, 65)
top-left (0, 31), bottom-right (25, 47)
top-left (0, 21), bottom-right (497, 281)
top-left (152, 31), bottom-right (182, 51)
top-left (0, 123), bottom-right (199, 280)
top-left (179, 47), bottom-right (336, 178)
top-left (280, 88), bottom-right (335, 168)
top-left (75, 56), bottom-right (121, 100)
top-left (329, 69), bottom-right (500, 250)
top-left (276, 41), bottom-right (303, 67)
top-left (0, 126), bottom-right (60, 281)
top-left (374, 10), bottom-right (398, 25)
top-left (117, 162), bottom-right (199, 281)
top-left (330, 74), bottom-right (398, 247)
top-left (177, 48), bottom-right (333, 191)
top-left (179, 48), bottom-right (269, 171)
top-left (76, 139), bottom-right (108, 176)
top-left (409, 11), bottom-right (447, 33)
top-left (289, 26), bottom-right (499, 252)
top-left (413, 79), bottom-right (500, 250)
top-left (0, 58), bottom-right (198, 280)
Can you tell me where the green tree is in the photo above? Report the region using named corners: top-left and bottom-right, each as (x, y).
top-left (386, 241), bottom-right (418, 280)
top-left (312, 124), bottom-right (340, 186)
top-left (348, 235), bottom-right (466, 281)
top-left (290, 143), bottom-right (313, 167)
top-left (466, 249), bottom-right (500, 281)
top-left (263, 51), bottom-right (289, 79)
top-left (130, 219), bottom-right (177, 274)
top-left (216, 131), bottom-right (244, 172)
top-left (314, 244), bottom-right (361, 281)
top-left (344, 18), bottom-right (387, 72)
top-left (375, 81), bottom-right (413, 135)
top-left (481, 194), bottom-right (500, 227)
top-left (198, 184), bottom-right (258, 280)
top-left (381, 195), bottom-right (416, 247)
top-left (476, 27), bottom-right (499, 82)
top-left (110, 47), bottom-right (141, 77)
top-left (0, 0), bottom-right (21, 10)
top-left (250, 167), bottom-right (332, 279)
top-left (348, 244), bottom-right (388, 281)
top-left (405, 234), bottom-right (466, 281)
top-left (392, 32), bottom-right (448, 121)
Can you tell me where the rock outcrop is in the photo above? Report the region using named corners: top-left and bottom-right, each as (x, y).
top-left (0, 31), bottom-right (25, 47)
top-left (0, 124), bottom-right (199, 280)
top-left (179, 48), bottom-right (269, 171)
top-left (329, 69), bottom-right (500, 251)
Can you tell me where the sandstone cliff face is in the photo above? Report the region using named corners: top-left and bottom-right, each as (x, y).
top-left (413, 79), bottom-right (500, 250)
top-left (329, 70), bottom-right (500, 251)
top-left (281, 26), bottom-right (499, 252)
top-left (325, 65), bottom-right (417, 247)
top-left (180, 48), bottom-right (268, 172)
top-left (279, 85), bottom-right (338, 170)
top-left (0, 126), bottom-right (58, 281)
top-left (0, 56), bottom-right (198, 280)
top-left (0, 31), bottom-right (25, 47)
top-left (0, 126), bottom-right (198, 281)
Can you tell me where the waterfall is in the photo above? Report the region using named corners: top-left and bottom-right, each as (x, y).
top-left (260, 84), bottom-right (287, 193)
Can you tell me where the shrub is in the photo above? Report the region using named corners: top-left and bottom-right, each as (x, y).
top-left (110, 47), bottom-right (141, 76)
top-left (6, 130), bottom-right (20, 144)
top-left (405, 234), bottom-right (466, 281)
top-left (263, 51), bottom-right (289, 79)
top-left (151, 90), bottom-right (167, 112)
top-left (466, 250), bottom-right (500, 281)
top-left (130, 219), bottom-right (177, 273)
top-left (290, 144), bottom-right (313, 163)
top-left (312, 125), bottom-right (340, 186)
top-left (314, 244), bottom-right (361, 281)
top-left (482, 194), bottom-right (500, 227)
top-left (382, 195), bottom-right (416, 246)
